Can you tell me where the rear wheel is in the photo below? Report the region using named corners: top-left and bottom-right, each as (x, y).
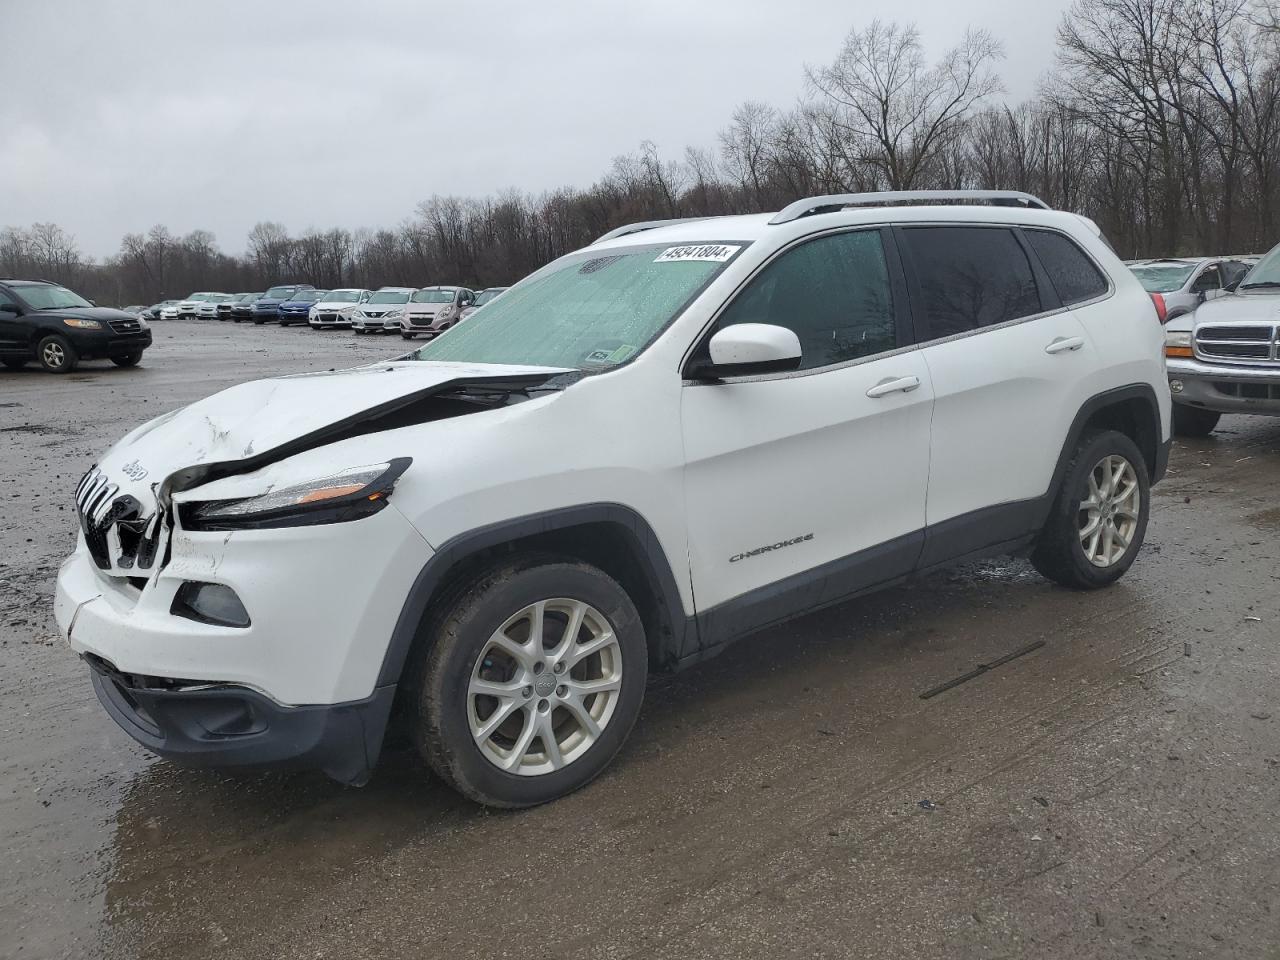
top-left (1031, 429), bottom-right (1149, 589)
top-left (37, 335), bottom-right (78, 373)
top-left (111, 352), bottom-right (142, 368)
top-left (1172, 404), bottom-right (1221, 437)
top-left (409, 556), bottom-right (647, 808)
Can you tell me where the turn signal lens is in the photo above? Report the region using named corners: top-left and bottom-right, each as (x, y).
top-left (1164, 330), bottom-right (1193, 358)
top-left (62, 318), bottom-right (102, 329)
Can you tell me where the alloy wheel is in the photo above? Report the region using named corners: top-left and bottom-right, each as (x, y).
top-left (467, 598), bottom-right (623, 776)
top-left (42, 341), bottom-right (66, 369)
top-left (1078, 454), bottom-right (1141, 567)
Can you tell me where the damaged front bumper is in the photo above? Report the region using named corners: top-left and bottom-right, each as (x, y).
top-left (55, 504), bottom-right (433, 783)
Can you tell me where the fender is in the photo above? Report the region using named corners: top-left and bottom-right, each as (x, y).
top-left (376, 503), bottom-right (694, 689)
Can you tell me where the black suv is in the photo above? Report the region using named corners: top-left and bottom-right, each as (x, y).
top-left (0, 279), bottom-right (153, 373)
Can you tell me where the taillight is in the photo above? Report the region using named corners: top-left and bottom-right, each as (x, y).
top-left (1150, 292), bottom-right (1168, 324)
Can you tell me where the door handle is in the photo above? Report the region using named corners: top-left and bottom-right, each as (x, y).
top-left (1044, 336), bottom-right (1085, 355)
top-left (866, 375), bottom-right (921, 399)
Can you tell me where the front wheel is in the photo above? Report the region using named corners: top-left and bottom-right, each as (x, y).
top-left (37, 335), bottom-right (78, 373)
top-left (409, 557), bottom-right (647, 808)
top-left (1172, 404), bottom-right (1221, 437)
top-left (111, 352), bottom-right (142, 368)
top-left (400, 332), bottom-right (414, 340)
top-left (1031, 429), bottom-right (1150, 589)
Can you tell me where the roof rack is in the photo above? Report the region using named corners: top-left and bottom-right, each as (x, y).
top-left (768, 190), bottom-right (1051, 225)
top-left (593, 217), bottom-right (714, 244)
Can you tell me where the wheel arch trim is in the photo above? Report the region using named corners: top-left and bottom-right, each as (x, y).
top-left (376, 503), bottom-right (692, 688)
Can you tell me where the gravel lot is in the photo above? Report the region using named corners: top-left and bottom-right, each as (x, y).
top-left (2, 320), bottom-right (1278, 959)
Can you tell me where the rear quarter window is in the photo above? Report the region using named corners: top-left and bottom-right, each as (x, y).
top-left (1025, 229), bottom-right (1109, 306)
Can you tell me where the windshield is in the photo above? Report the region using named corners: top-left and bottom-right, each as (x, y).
top-left (474, 288), bottom-right (504, 306)
top-left (239, 293), bottom-right (259, 302)
top-left (265, 286), bottom-right (298, 299)
top-left (16, 284), bottom-right (94, 311)
top-left (368, 291), bottom-right (410, 304)
top-left (291, 290), bottom-right (326, 302)
top-left (1129, 263), bottom-right (1196, 293)
top-left (323, 290), bottom-right (362, 303)
top-left (410, 289), bottom-right (455, 304)
top-left (1240, 244), bottom-right (1280, 288)
top-left (411, 242), bottom-right (744, 370)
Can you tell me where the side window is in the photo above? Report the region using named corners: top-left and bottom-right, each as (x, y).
top-left (1025, 229), bottom-right (1109, 306)
top-left (900, 226), bottom-right (1041, 337)
top-left (0, 290), bottom-right (19, 311)
top-left (1192, 266), bottom-right (1221, 292)
top-left (715, 230), bottom-right (896, 370)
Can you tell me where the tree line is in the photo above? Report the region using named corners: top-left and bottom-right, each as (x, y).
top-left (5, 0), bottom-right (1280, 306)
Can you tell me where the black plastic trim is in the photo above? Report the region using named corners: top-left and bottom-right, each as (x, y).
top-left (694, 530), bottom-right (923, 652)
top-left (377, 503), bottom-right (693, 688)
top-left (86, 657), bottom-right (394, 785)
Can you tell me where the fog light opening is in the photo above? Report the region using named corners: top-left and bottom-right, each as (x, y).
top-left (172, 582), bottom-right (251, 628)
top-left (1169, 379), bottom-right (1184, 394)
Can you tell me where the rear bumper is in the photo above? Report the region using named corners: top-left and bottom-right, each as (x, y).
top-left (86, 655), bottom-right (394, 785)
top-left (1166, 357), bottom-right (1280, 416)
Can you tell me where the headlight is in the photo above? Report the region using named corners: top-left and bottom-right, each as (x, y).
top-left (62, 318), bottom-right (102, 329)
top-left (1165, 330), bottom-right (1193, 358)
top-left (438, 305), bottom-right (455, 320)
top-left (180, 459), bottom-right (411, 531)
top-left (385, 309), bottom-right (404, 319)
top-left (137, 317), bottom-right (149, 329)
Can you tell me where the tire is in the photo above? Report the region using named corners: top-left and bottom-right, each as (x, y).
top-left (1172, 404), bottom-right (1221, 437)
top-left (400, 332), bottom-right (414, 340)
top-left (111, 352), bottom-right (142, 368)
top-left (409, 555), bottom-right (647, 808)
top-left (36, 335), bottom-right (78, 374)
top-left (354, 328), bottom-right (365, 336)
top-left (2, 358), bottom-right (25, 370)
top-left (1031, 429), bottom-right (1150, 589)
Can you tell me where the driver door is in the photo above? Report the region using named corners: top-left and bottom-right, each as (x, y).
top-left (680, 228), bottom-right (933, 647)
top-left (0, 289), bottom-right (26, 353)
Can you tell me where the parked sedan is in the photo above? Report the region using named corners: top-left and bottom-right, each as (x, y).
top-left (176, 292), bottom-right (227, 320)
top-left (252, 284), bottom-right (315, 324)
top-left (231, 293), bottom-right (263, 322)
top-left (196, 294), bottom-right (236, 319)
top-left (217, 292), bottom-right (257, 321)
top-left (308, 288), bottom-right (370, 328)
top-left (351, 287), bottom-right (415, 334)
top-left (1129, 257), bottom-right (1252, 322)
top-left (142, 300), bottom-right (178, 321)
top-left (158, 302), bottom-right (182, 320)
top-left (277, 289), bottom-right (330, 326)
top-left (459, 286), bottom-right (507, 320)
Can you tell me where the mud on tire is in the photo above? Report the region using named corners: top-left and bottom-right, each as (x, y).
top-left (1031, 429), bottom-right (1150, 590)
top-left (408, 555), bottom-right (648, 808)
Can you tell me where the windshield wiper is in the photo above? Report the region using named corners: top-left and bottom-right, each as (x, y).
top-left (1240, 281), bottom-right (1280, 289)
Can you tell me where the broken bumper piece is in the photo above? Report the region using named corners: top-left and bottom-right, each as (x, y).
top-left (85, 654), bottom-right (395, 785)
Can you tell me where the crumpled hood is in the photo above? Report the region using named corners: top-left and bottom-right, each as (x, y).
top-left (1194, 291), bottom-right (1280, 326)
top-left (92, 360), bottom-right (571, 515)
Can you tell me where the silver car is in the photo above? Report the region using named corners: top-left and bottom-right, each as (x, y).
top-left (1129, 257), bottom-right (1252, 322)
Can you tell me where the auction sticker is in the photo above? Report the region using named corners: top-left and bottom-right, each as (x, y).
top-left (654, 244), bottom-right (741, 264)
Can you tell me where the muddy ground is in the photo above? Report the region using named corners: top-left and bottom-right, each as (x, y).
top-left (1, 320), bottom-right (1278, 959)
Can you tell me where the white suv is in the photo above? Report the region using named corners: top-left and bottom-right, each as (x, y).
top-left (54, 191), bottom-right (1170, 807)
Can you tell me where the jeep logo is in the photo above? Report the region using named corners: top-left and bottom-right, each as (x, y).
top-left (121, 460), bottom-right (148, 481)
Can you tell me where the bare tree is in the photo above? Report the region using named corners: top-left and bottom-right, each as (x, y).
top-left (807, 21), bottom-right (1004, 189)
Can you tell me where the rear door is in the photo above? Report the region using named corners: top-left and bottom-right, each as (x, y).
top-left (897, 224), bottom-right (1098, 565)
top-left (681, 227), bottom-right (933, 642)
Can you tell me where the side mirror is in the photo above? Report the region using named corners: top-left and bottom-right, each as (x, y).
top-left (694, 323), bottom-right (802, 379)
top-left (1224, 277), bottom-right (1241, 293)
top-left (0, 302), bottom-right (18, 314)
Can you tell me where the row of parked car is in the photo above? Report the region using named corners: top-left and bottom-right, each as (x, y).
top-left (130, 284), bottom-right (508, 340)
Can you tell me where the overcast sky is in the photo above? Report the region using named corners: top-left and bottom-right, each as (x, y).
top-left (3, 0), bottom-right (1070, 258)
